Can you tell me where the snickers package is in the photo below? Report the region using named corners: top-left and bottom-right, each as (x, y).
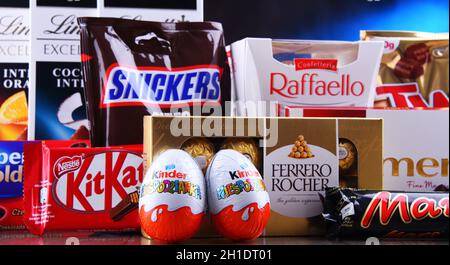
top-left (0, 1), bottom-right (29, 141)
top-left (361, 31), bottom-right (449, 108)
top-left (323, 187), bottom-right (449, 238)
top-left (23, 141), bottom-right (143, 235)
top-left (79, 18), bottom-right (231, 147)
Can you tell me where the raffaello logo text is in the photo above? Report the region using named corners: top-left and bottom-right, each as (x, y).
top-left (269, 59), bottom-right (368, 105)
top-left (101, 65), bottom-right (222, 108)
top-left (52, 152), bottom-right (144, 213)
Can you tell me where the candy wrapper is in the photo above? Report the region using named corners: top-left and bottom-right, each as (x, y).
top-left (323, 187), bottom-right (449, 238)
top-left (206, 149), bottom-right (270, 241)
top-left (361, 31), bottom-right (449, 108)
top-left (23, 141), bottom-right (143, 235)
top-left (79, 17), bottom-right (231, 147)
top-left (139, 149), bottom-right (206, 242)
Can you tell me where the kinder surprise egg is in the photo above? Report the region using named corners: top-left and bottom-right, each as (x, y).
top-left (139, 150), bottom-right (206, 242)
top-left (206, 149), bottom-right (270, 241)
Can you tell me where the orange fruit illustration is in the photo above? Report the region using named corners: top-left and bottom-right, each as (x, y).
top-left (0, 91), bottom-right (28, 125)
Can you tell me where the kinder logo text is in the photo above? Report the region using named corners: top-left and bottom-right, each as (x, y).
top-left (102, 65), bottom-right (222, 108)
top-left (270, 73), bottom-right (365, 100)
top-left (53, 152), bottom-right (144, 213)
top-left (361, 192), bottom-right (449, 229)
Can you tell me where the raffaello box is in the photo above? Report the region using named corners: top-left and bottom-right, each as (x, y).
top-left (229, 38), bottom-right (384, 116)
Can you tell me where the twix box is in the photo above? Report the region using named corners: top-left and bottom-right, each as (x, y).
top-left (28, 0), bottom-right (96, 140)
top-left (143, 116), bottom-right (383, 236)
top-left (229, 38), bottom-right (384, 116)
top-left (97, 0), bottom-right (204, 22)
top-left (0, 0), bottom-right (29, 141)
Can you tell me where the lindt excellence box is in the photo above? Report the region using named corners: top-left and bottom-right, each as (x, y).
top-left (229, 38), bottom-right (384, 116)
top-left (0, 0), bottom-right (30, 141)
top-left (28, 0), bottom-right (96, 140)
top-left (143, 116), bottom-right (383, 236)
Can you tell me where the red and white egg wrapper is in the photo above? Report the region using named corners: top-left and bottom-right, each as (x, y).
top-left (206, 150), bottom-right (271, 241)
top-left (139, 150), bottom-right (206, 242)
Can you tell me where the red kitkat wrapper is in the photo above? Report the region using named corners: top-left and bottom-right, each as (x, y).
top-left (23, 141), bottom-right (143, 236)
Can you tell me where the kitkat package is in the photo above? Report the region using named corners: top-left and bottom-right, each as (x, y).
top-left (23, 141), bottom-right (143, 235)
top-left (78, 18), bottom-right (231, 147)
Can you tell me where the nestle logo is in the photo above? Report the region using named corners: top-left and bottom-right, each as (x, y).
top-left (54, 156), bottom-right (82, 178)
top-left (295, 59), bottom-right (338, 72)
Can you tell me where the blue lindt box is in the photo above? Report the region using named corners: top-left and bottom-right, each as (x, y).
top-left (0, 141), bottom-right (24, 199)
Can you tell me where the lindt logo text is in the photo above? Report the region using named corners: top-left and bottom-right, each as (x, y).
top-left (361, 192), bottom-right (449, 229)
top-left (44, 15), bottom-right (80, 35)
top-left (53, 152), bottom-right (144, 212)
top-left (0, 16), bottom-right (30, 36)
top-left (54, 156), bottom-right (82, 178)
top-left (270, 73), bottom-right (365, 99)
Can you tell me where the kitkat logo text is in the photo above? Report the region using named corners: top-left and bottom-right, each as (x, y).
top-left (101, 65), bottom-right (222, 108)
top-left (52, 152), bottom-right (144, 213)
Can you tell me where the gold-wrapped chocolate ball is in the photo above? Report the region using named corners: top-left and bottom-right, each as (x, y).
top-left (221, 138), bottom-right (260, 166)
top-left (339, 139), bottom-right (357, 171)
top-left (181, 138), bottom-right (215, 173)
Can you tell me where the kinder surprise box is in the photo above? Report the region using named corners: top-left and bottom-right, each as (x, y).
top-left (143, 116), bottom-right (383, 236)
top-left (97, 0), bottom-right (203, 22)
top-left (229, 38), bottom-right (384, 116)
top-left (281, 106), bottom-right (449, 192)
top-left (0, 1), bottom-right (29, 141)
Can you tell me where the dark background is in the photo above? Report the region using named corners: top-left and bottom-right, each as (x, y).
top-left (205, 0), bottom-right (449, 44)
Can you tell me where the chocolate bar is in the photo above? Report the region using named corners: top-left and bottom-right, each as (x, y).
top-left (405, 43), bottom-right (431, 65)
top-left (394, 58), bottom-right (425, 79)
top-left (110, 191), bottom-right (140, 222)
top-left (323, 187), bottom-right (449, 238)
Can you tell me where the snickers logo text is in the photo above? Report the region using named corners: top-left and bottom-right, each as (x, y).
top-left (102, 65), bottom-right (222, 108)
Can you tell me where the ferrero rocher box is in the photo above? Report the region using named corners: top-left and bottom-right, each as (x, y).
top-left (143, 116), bottom-right (383, 236)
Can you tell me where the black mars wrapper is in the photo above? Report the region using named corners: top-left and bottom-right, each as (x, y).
top-left (322, 187), bottom-right (449, 238)
top-left (78, 18), bottom-right (231, 147)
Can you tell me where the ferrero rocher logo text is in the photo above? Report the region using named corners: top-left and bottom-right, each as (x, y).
top-left (271, 135), bottom-right (332, 192)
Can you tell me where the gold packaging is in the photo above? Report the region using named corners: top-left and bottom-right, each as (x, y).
top-left (361, 31), bottom-right (449, 106)
top-left (144, 116), bottom-right (383, 236)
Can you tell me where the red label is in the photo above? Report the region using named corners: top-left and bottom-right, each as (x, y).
top-left (294, 59), bottom-right (338, 72)
top-left (376, 83), bottom-right (450, 108)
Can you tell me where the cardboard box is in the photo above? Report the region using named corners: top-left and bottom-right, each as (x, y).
top-left (98, 0), bottom-right (204, 22)
top-left (143, 116), bottom-right (383, 236)
top-left (0, 1), bottom-right (29, 141)
top-left (28, 0), bottom-right (97, 140)
top-left (282, 106), bottom-right (449, 192)
top-left (229, 38), bottom-right (384, 116)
